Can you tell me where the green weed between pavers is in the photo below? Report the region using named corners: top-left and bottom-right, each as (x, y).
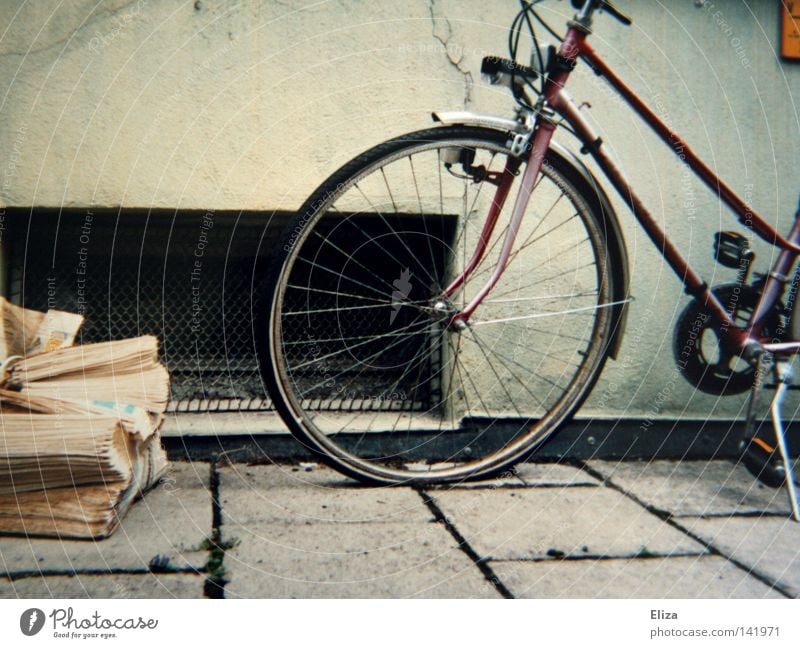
top-left (635, 545), bottom-right (658, 558)
top-left (148, 554), bottom-right (185, 573)
top-left (201, 536), bottom-right (239, 598)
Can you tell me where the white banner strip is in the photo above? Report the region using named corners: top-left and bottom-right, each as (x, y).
top-left (1, 598), bottom-right (797, 647)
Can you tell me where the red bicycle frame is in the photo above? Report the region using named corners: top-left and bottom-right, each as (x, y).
top-left (447, 19), bottom-right (800, 357)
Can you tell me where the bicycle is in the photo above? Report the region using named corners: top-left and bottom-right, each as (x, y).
top-left (255, 0), bottom-right (800, 514)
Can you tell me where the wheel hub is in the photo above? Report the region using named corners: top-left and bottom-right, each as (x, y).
top-left (431, 299), bottom-right (468, 331)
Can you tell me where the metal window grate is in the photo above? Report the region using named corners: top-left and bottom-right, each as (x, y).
top-left (6, 210), bottom-right (274, 412)
top-left (4, 209), bottom-right (450, 414)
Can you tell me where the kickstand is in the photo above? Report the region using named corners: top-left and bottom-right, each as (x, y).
top-left (770, 357), bottom-right (800, 521)
top-left (743, 352), bottom-right (766, 439)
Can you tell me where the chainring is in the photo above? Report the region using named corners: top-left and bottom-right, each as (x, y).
top-left (673, 283), bottom-right (782, 395)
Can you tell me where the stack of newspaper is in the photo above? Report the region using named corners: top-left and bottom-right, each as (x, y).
top-left (0, 297), bottom-right (170, 539)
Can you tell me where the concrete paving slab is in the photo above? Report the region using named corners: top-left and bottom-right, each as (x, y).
top-left (0, 573), bottom-right (204, 598)
top-left (0, 462), bottom-right (212, 575)
top-left (415, 465), bottom-right (525, 488)
top-left (431, 486), bottom-right (706, 560)
top-left (221, 462), bottom-right (352, 489)
top-left (222, 520), bottom-right (499, 598)
top-left (490, 555), bottom-right (784, 598)
top-left (219, 464), bottom-right (432, 526)
top-left (679, 516), bottom-right (800, 598)
top-left (587, 460), bottom-right (792, 516)
top-left (515, 462), bottom-right (600, 486)
top-left (425, 462), bottom-right (598, 489)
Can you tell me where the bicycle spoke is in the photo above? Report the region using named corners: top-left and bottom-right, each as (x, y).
top-left (292, 253), bottom-right (394, 303)
top-left (499, 227), bottom-right (590, 281)
top-left (468, 333), bottom-right (574, 395)
top-left (484, 290), bottom-right (599, 305)
top-left (450, 332), bottom-right (493, 420)
top-left (409, 155), bottom-right (442, 293)
top-left (462, 326), bottom-right (523, 416)
top-left (447, 149), bottom-right (500, 256)
top-left (380, 167), bottom-right (399, 213)
top-left (282, 299), bottom-right (431, 319)
top-left (522, 324), bottom-right (592, 345)
top-left (359, 324), bottom-right (443, 408)
top-left (353, 183), bottom-right (441, 292)
top-left (469, 326), bottom-right (589, 365)
top-left (308, 228), bottom-right (400, 296)
top-left (525, 260), bottom-right (598, 289)
top-left (471, 298), bottom-right (629, 326)
top-left (465, 178), bottom-right (561, 280)
top-left (461, 329), bottom-right (550, 408)
top-left (285, 284), bottom-right (392, 305)
top-left (293, 321), bottom-right (429, 399)
top-left (486, 273), bottom-right (595, 304)
top-left (442, 330), bottom-right (464, 431)
top-left (287, 316), bottom-right (430, 374)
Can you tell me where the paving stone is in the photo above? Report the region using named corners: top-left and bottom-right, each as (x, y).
top-left (417, 465), bottom-right (525, 489)
top-left (679, 516), bottom-right (800, 597)
top-left (587, 459), bottom-right (792, 516)
top-left (0, 462), bottom-right (212, 575)
top-left (431, 486), bottom-right (706, 560)
top-left (490, 556), bottom-right (784, 598)
top-left (222, 462), bottom-right (352, 489)
top-left (514, 462), bottom-right (600, 486)
top-left (0, 573), bottom-right (204, 598)
top-left (222, 520), bottom-right (499, 598)
top-left (425, 462), bottom-right (597, 489)
top-left (219, 464), bottom-right (432, 526)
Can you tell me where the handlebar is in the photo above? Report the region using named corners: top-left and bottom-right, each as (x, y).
top-left (570, 0), bottom-right (632, 26)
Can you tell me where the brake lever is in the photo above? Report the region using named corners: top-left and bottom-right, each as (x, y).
top-left (600, 0), bottom-right (632, 26)
top-left (569, 0), bottom-right (632, 26)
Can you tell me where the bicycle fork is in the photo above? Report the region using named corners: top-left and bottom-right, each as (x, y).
top-left (442, 119), bottom-right (558, 328)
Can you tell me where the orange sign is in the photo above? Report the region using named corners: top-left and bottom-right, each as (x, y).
top-left (782, 0), bottom-right (800, 59)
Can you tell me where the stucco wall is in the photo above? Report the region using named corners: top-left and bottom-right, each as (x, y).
top-left (1, 0), bottom-right (799, 421)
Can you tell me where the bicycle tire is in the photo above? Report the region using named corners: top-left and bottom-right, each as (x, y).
top-left (256, 125), bottom-right (616, 484)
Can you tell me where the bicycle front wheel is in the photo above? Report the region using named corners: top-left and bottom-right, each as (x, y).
top-left (259, 126), bottom-right (615, 484)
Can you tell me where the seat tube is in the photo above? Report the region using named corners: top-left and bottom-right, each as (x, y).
top-left (453, 119), bottom-right (557, 324)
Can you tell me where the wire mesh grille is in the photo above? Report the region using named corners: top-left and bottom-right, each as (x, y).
top-left (4, 210), bottom-right (449, 414)
top-left (6, 210), bottom-right (271, 411)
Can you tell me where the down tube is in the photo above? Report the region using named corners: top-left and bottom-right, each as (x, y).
top-left (551, 91), bottom-right (738, 333)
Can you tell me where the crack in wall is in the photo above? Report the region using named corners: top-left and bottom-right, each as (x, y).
top-left (0, 0), bottom-right (147, 60)
top-left (428, 0), bottom-right (472, 108)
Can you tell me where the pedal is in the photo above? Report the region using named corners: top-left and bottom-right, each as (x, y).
top-left (740, 435), bottom-right (788, 488)
top-left (714, 231), bottom-right (752, 268)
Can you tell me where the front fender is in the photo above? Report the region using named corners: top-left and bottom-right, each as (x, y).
top-left (432, 110), bottom-right (630, 359)
top-left (432, 111), bottom-right (529, 134)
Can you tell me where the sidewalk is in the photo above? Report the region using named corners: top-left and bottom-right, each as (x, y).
top-left (0, 458), bottom-right (798, 598)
